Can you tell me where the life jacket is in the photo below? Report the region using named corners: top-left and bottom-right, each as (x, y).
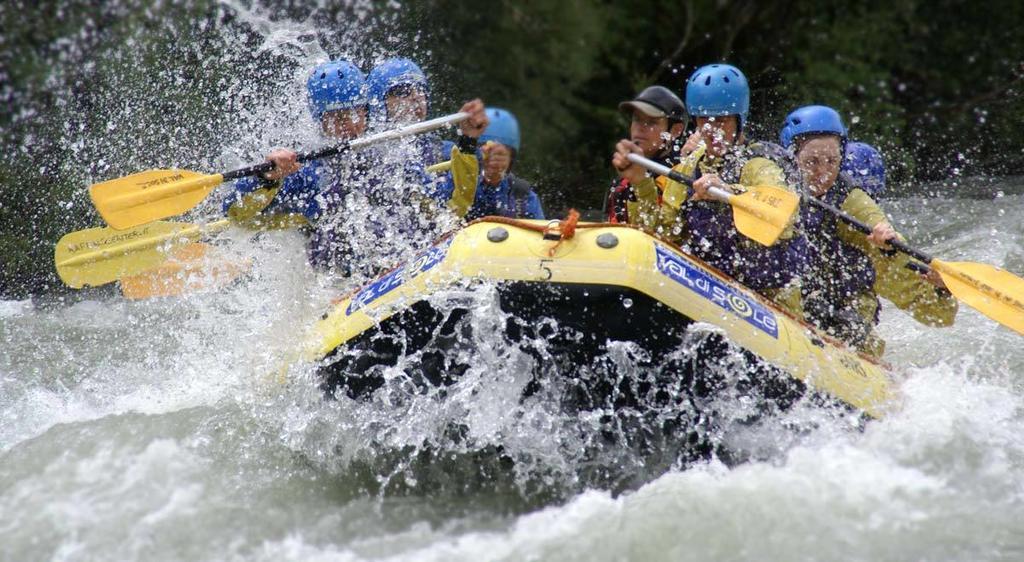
top-left (415, 133), bottom-right (447, 167)
top-left (680, 142), bottom-right (807, 292)
top-left (605, 148), bottom-right (678, 223)
top-left (508, 176), bottom-right (534, 218)
top-left (605, 173), bottom-right (671, 224)
top-left (605, 177), bottom-right (635, 223)
top-left (466, 173), bottom-right (543, 220)
top-left (799, 173), bottom-right (880, 341)
top-left (307, 150), bottom-right (400, 275)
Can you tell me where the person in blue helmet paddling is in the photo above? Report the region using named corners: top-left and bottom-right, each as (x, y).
top-left (780, 105), bottom-right (956, 356)
top-left (222, 59), bottom-right (370, 230)
top-left (612, 63), bottom-right (807, 316)
top-left (605, 86), bottom-right (688, 226)
top-left (221, 59), bottom-right (489, 274)
top-left (438, 108), bottom-right (544, 220)
top-left (365, 56), bottom-right (486, 219)
top-left (367, 57), bottom-right (446, 167)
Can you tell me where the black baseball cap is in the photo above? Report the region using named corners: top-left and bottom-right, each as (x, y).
top-left (619, 85), bottom-right (687, 124)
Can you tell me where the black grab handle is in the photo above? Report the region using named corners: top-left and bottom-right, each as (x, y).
top-left (220, 142), bottom-right (354, 182)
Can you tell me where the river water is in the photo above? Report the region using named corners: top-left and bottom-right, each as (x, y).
top-left (3, 185), bottom-right (1024, 561)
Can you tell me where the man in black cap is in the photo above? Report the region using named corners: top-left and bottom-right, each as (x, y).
top-left (605, 86), bottom-right (688, 224)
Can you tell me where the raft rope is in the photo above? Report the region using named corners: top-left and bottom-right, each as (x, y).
top-left (480, 209), bottom-right (585, 256)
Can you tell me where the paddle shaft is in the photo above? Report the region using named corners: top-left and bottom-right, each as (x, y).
top-left (622, 153), bottom-right (745, 203)
top-left (627, 154), bottom-right (735, 202)
top-left (221, 112), bottom-right (469, 181)
top-left (804, 196), bottom-right (934, 266)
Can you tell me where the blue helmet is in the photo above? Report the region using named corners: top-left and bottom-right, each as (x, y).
top-left (779, 105), bottom-right (847, 148)
top-left (842, 141), bottom-right (886, 196)
top-left (685, 64), bottom-right (750, 129)
top-left (479, 108), bottom-right (521, 153)
top-left (367, 58), bottom-right (429, 122)
top-left (307, 60), bottom-right (367, 121)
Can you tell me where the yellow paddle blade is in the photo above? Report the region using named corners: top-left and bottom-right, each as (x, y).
top-left (729, 184), bottom-right (801, 246)
top-left (119, 243), bottom-right (252, 300)
top-left (54, 219), bottom-right (229, 288)
top-left (932, 260), bottom-right (1024, 336)
top-left (89, 169), bottom-right (224, 229)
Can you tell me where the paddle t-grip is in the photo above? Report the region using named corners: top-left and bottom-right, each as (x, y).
top-left (222, 160), bottom-right (276, 181)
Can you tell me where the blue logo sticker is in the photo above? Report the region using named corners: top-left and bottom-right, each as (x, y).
top-left (654, 244), bottom-right (779, 338)
top-left (346, 238), bottom-right (452, 315)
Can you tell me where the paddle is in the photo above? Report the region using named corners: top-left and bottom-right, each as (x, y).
top-left (626, 154), bottom-right (800, 246)
top-left (806, 196), bottom-right (1024, 336)
top-left (54, 219), bottom-right (230, 288)
top-left (118, 242), bottom-right (251, 300)
top-left (90, 112), bottom-right (470, 230)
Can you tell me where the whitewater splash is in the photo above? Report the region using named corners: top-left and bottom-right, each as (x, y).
top-left (4, 262), bottom-right (1024, 560)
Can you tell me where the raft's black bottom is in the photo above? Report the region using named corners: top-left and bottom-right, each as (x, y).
top-left (320, 281), bottom-right (826, 472)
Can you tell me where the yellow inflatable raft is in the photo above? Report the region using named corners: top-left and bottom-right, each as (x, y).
top-left (292, 218), bottom-right (896, 419)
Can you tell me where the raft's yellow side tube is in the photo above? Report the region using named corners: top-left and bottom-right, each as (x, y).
top-left (298, 220), bottom-right (897, 418)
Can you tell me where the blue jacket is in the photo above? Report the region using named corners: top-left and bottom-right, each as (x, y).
top-left (222, 160), bottom-right (326, 223)
top-left (416, 133), bottom-right (448, 168)
top-left (221, 150), bottom-right (401, 273)
top-left (308, 148), bottom-right (459, 274)
top-left (319, 150), bottom-right (480, 274)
